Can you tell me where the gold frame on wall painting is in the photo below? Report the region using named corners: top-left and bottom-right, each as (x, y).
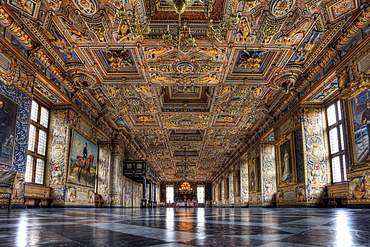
top-left (277, 134), bottom-right (297, 185)
top-left (346, 88), bottom-right (370, 168)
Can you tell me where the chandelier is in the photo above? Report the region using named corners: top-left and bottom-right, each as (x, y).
top-left (162, 18), bottom-right (196, 52)
top-left (160, 0), bottom-right (238, 46)
top-left (116, 0), bottom-right (239, 45)
top-left (166, 0), bottom-right (203, 15)
top-left (175, 147), bottom-right (196, 181)
top-left (179, 181), bottom-right (193, 191)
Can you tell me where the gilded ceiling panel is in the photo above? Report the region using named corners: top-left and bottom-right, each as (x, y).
top-left (2, 0), bottom-right (366, 181)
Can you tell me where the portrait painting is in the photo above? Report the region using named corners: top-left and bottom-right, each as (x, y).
top-left (351, 89), bottom-right (370, 163)
top-left (249, 159), bottom-right (258, 192)
top-left (68, 130), bottom-right (98, 188)
top-left (278, 138), bottom-right (294, 184)
top-left (0, 93), bottom-right (17, 166)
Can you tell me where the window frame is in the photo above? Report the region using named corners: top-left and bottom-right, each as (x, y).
top-left (166, 185), bottom-right (174, 203)
top-left (26, 99), bottom-right (50, 185)
top-left (197, 185), bottom-right (205, 203)
top-left (325, 99), bottom-right (348, 183)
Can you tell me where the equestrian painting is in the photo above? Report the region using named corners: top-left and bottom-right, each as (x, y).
top-left (68, 130), bottom-right (98, 188)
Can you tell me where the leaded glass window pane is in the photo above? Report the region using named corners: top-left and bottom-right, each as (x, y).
top-left (37, 129), bottom-right (47, 155)
top-left (28, 125), bottom-right (36, 152)
top-left (35, 159), bottom-right (45, 184)
top-left (40, 107), bottom-right (49, 128)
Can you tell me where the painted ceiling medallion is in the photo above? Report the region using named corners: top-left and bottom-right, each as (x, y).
top-left (73, 0), bottom-right (97, 15)
top-left (175, 61), bottom-right (195, 73)
top-left (271, 0), bottom-right (295, 17)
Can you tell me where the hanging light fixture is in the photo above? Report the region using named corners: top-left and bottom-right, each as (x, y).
top-left (162, 18), bottom-right (196, 52)
top-left (179, 181), bottom-right (193, 191)
top-left (175, 147), bottom-right (196, 181)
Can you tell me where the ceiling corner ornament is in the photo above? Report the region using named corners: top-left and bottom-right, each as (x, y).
top-left (273, 73), bottom-right (298, 91)
top-left (72, 72), bottom-right (97, 88)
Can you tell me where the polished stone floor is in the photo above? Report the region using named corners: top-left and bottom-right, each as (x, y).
top-left (1, 207), bottom-right (370, 247)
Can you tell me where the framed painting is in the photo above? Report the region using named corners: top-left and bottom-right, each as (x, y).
top-left (277, 135), bottom-right (296, 184)
top-left (68, 130), bottom-right (98, 188)
top-left (350, 89), bottom-right (370, 164)
top-left (249, 159), bottom-right (258, 192)
top-left (0, 93), bottom-right (17, 166)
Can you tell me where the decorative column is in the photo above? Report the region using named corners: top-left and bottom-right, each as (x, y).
top-left (221, 178), bottom-right (225, 206)
top-left (110, 139), bottom-right (123, 207)
top-left (212, 182), bottom-right (218, 206)
top-left (97, 142), bottom-right (111, 207)
top-left (148, 181), bottom-right (153, 207)
top-left (240, 158), bottom-right (249, 206)
top-left (301, 104), bottom-right (330, 205)
top-left (260, 143), bottom-right (277, 207)
top-left (141, 177), bottom-right (147, 207)
top-left (229, 172), bottom-right (234, 206)
top-left (153, 183), bottom-right (157, 207)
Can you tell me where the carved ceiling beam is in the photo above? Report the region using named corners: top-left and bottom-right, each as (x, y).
top-left (0, 35), bottom-right (71, 103)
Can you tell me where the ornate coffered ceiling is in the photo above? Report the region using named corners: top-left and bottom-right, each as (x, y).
top-left (1, 0), bottom-right (368, 181)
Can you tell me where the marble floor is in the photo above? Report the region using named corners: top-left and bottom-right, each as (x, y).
top-left (1, 207), bottom-right (370, 247)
